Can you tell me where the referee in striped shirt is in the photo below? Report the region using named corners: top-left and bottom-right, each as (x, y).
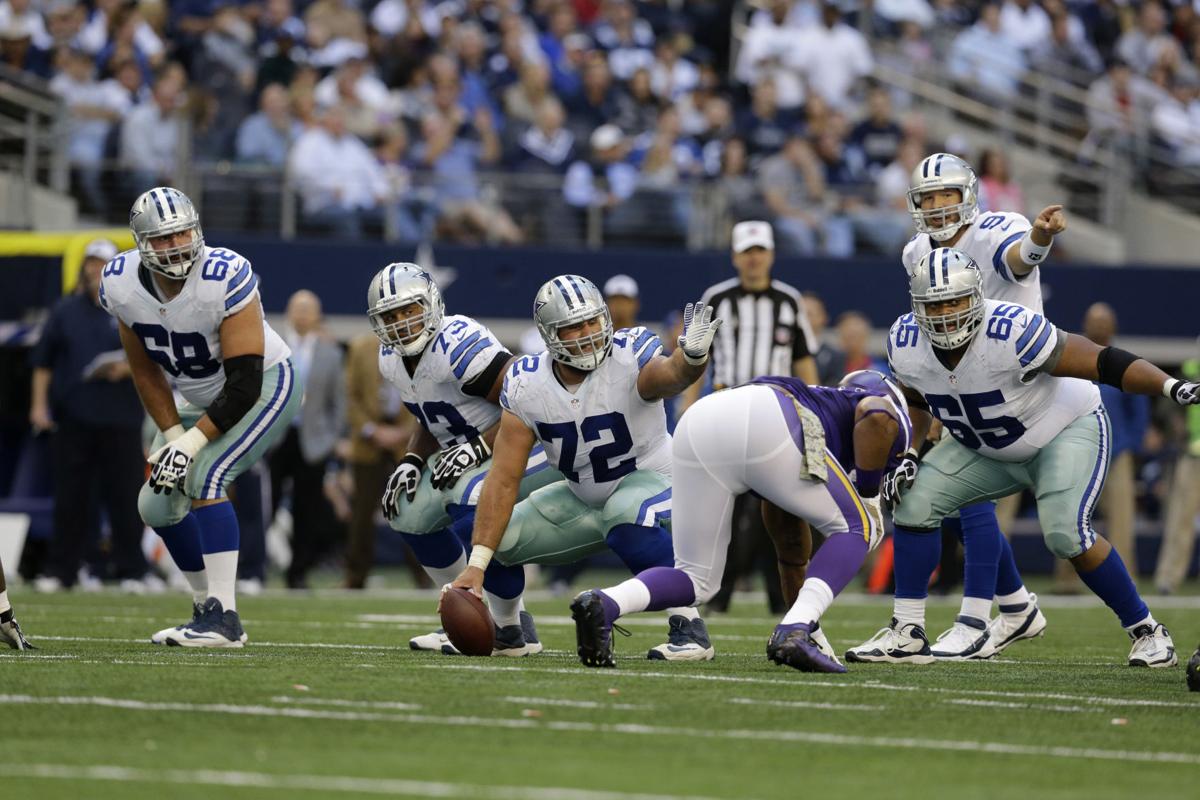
top-left (679, 220), bottom-right (819, 613)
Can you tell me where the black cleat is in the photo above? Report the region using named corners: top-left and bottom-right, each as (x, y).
top-left (1187, 647), bottom-right (1200, 692)
top-left (570, 590), bottom-right (616, 668)
top-left (767, 622), bottom-right (846, 674)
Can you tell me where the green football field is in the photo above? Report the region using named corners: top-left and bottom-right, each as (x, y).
top-left (3, 583), bottom-right (1199, 800)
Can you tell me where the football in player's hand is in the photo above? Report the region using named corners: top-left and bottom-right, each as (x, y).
top-left (439, 587), bottom-right (495, 657)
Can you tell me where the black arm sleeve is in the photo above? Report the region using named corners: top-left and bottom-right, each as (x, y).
top-left (207, 354), bottom-right (264, 433)
top-left (462, 351), bottom-right (512, 399)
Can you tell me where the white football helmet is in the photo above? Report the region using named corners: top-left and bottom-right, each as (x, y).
top-left (909, 248), bottom-right (985, 350)
top-left (367, 262), bottom-right (445, 356)
top-left (534, 275), bottom-right (613, 371)
top-left (130, 187), bottom-right (205, 279)
top-left (907, 153), bottom-right (979, 242)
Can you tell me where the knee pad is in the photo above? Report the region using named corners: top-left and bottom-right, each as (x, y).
top-left (891, 494), bottom-right (936, 530)
top-left (1044, 527), bottom-right (1086, 560)
top-left (138, 483), bottom-right (190, 529)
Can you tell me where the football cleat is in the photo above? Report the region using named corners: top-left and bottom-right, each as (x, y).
top-left (808, 621), bottom-right (842, 667)
top-left (150, 602), bottom-right (204, 645)
top-left (767, 622), bottom-right (846, 673)
top-left (492, 611), bottom-right (544, 657)
top-left (408, 628), bottom-right (461, 655)
top-left (647, 615), bottom-right (715, 661)
top-left (931, 615), bottom-right (996, 661)
top-left (165, 598), bottom-right (246, 648)
top-left (571, 590), bottom-right (617, 668)
top-left (845, 617), bottom-right (935, 664)
top-left (987, 594), bottom-right (1047, 653)
top-left (1186, 647), bottom-right (1200, 691)
top-left (0, 610), bottom-right (35, 650)
top-left (1127, 622), bottom-right (1177, 668)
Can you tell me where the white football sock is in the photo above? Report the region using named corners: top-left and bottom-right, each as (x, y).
top-left (893, 598), bottom-right (926, 628)
top-left (668, 605), bottom-right (701, 621)
top-left (602, 577), bottom-right (651, 616)
top-left (203, 551), bottom-right (238, 612)
top-left (0, 589), bottom-right (10, 615)
top-left (1124, 614), bottom-right (1156, 633)
top-left (958, 596), bottom-right (992, 623)
top-left (181, 571), bottom-right (208, 606)
top-left (781, 578), bottom-right (834, 625)
top-left (996, 586), bottom-right (1032, 610)
top-left (422, 553), bottom-right (468, 588)
top-left (485, 592), bottom-right (522, 628)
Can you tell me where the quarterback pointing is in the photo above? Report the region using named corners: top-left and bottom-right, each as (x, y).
top-left (102, 187), bottom-right (298, 647)
top-left (895, 152), bottom-right (1063, 659)
top-left (449, 275), bottom-right (721, 660)
top-left (848, 248), bottom-right (1198, 667)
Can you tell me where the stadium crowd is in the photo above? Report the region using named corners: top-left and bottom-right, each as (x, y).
top-left (2, 0), bottom-right (1199, 251)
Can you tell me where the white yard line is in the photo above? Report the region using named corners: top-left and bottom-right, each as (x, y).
top-left (7, 764), bottom-right (722, 800)
top-left (269, 696), bottom-right (421, 711)
top-left (728, 697), bottom-right (884, 712)
top-left (1, 694), bottom-right (1196, 766)
top-left (500, 696), bottom-right (650, 710)
top-left (945, 699), bottom-right (1098, 714)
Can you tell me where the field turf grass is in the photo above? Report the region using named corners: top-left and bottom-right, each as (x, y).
top-left (3, 586), bottom-right (1199, 800)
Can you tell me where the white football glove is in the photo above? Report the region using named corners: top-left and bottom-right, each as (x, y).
top-left (1165, 379), bottom-right (1200, 406)
top-left (430, 437), bottom-right (491, 491)
top-left (881, 449), bottom-right (919, 507)
top-left (147, 427), bottom-right (208, 495)
top-left (382, 454), bottom-right (424, 520)
top-left (862, 495), bottom-right (886, 552)
top-left (677, 300), bottom-right (723, 365)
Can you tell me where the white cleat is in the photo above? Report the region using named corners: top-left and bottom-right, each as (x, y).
top-left (987, 594), bottom-right (1047, 654)
top-left (931, 616), bottom-right (996, 661)
top-left (1128, 622), bottom-right (1178, 668)
top-left (492, 611), bottom-right (544, 657)
top-left (647, 616), bottom-right (715, 661)
top-left (409, 628), bottom-right (461, 656)
top-left (151, 603), bottom-right (203, 645)
top-left (808, 622), bottom-right (842, 668)
top-left (845, 617), bottom-right (935, 664)
top-left (165, 598), bottom-right (246, 648)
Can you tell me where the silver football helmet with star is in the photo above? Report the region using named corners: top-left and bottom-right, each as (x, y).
top-left (534, 275), bottom-right (613, 371)
top-left (130, 187), bottom-right (205, 279)
top-left (909, 247), bottom-right (985, 350)
top-left (907, 153), bottom-right (979, 242)
top-left (367, 262), bottom-right (445, 356)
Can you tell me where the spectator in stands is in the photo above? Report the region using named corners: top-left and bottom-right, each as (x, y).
top-left (1, 16), bottom-right (50, 78)
top-left (1151, 74), bottom-right (1200, 167)
top-left (1117, 1), bottom-right (1182, 76)
top-left (0, 0), bottom-right (49, 49)
top-left (235, 83), bottom-right (301, 166)
top-left (256, 17), bottom-right (306, 93)
top-left (454, 21), bottom-right (495, 115)
top-left (376, 123), bottom-right (436, 242)
top-left (287, 104), bottom-right (388, 237)
top-left (370, 0), bottom-right (444, 40)
top-left (593, 0), bottom-right (655, 81)
top-left (119, 65), bottom-right (186, 196)
top-left (650, 36), bottom-right (698, 103)
top-left (313, 55), bottom-right (391, 140)
top-left (801, 292), bottom-right (844, 386)
top-left (78, 0), bottom-right (163, 60)
top-left (998, 0), bottom-right (1050, 54)
top-left (566, 51), bottom-right (622, 141)
top-left (503, 60), bottom-right (554, 128)
top-left (1076, 0), bottom-right (1123, 63)
top-left (563, 123), bottom-right (638, 242)
top-left (1033, 9), bottom-right (1103, 89)
top-left (947, 2), bottom-right (1026, 105)
top-left (95, 3), bottom-right (162, 82)
top-left (258, 0), bottom-right (305, 45)
top-left (1154, 337), bottom-right (1200, 594)
top-left (614, 66), bottom-right (660, 135)
top-left (304, 0), bottom-right (367, 46)
top-left (797, 2), bottom-right (874, 112)
top-left (759, 132), bottom-right (852, 256)
top-left (513, 96), bottom-right (576, 174)
top-left (735, 0), bottom-right (807, 111)
top-left (875, 135), bottom-right (924, 216)
top-left (713, 136), bottom-right (767, 223)
top-left (737, 81), bottom-right (798, 163)
top-left (1084, 58), bottom-right (1156, 160)
top-left (270, 291), bottom-right (345, 590)
top-left (51, 46), bottom-right (132, 215)
top-left (836, 311), bottom-right (885, 374)
top-left (849, 84), bottom-right (903, 175)
top-left (632, 105), bottom-right (696, 241)
top-left (977, 148), bottom-right (1025, 212)
top-left (29, 239), bottom-right (151, 593)
top-left (1084, 303), bottom-right (1148, 571)
top-left (539, 4), bottom-right (584, 98)
top-left (44, 0), bottom-right (86, 52)
top-left (690, 95), bottom-right (734, 176)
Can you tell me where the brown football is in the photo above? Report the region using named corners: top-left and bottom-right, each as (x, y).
top-left (439, 587), bottom-right (495, 656)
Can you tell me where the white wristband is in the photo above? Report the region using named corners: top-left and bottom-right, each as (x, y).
top-left (467, 545), bottom-right (494, 571)
top-left (1018, 233), bottom-right (1052, 266)
top-left (175, 426), bottom-right (210, 458)
top-left (1163, 378), bottom-right (1179, 400)
top-left (163, 424), bottom-right (186, 443)
top-left (681, 349), bottom-right (709, 366)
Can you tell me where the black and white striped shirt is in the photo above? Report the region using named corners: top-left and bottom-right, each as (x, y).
top-left (700, 278), bottom-right (816, 390)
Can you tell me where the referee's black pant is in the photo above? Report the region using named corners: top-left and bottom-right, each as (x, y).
top-left (269, 426), bottom-right (337, 588)
top-left (50, 420), bottom-right (147, 584)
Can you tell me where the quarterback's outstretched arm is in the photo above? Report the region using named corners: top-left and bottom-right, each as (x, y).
top-left (118, 320), bottom-right (182, 433)
top-left (1047, 332), bottom-right (1200, 404)
top-left (447, 410), bottom-right (536, 597)
top-left (1006, 204), bottom-right (1067, 278)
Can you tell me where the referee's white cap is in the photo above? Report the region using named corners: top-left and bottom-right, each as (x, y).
top-left (731, 220), bottom-right (774, 253)
top-left (83, 238), bottom-right (118, 263)
top-left (603, 274), bottom-right (639, 299)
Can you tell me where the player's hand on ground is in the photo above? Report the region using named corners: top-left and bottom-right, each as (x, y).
top-left (882, 449), bottom-right (919, 507)
top-left (429, 438), bottom-right (491, 491)
top-left (441, 568), bottom-right (485, 607)
top-left (677, 301), bottom-right (723, 365)
top-left (381, 454), bottom-right (424, 519)
top-left (1033, 204), bottom-right (1067, 237)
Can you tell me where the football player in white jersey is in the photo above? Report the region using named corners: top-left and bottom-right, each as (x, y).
top-left (847, 249), bottom-right (1198, 668)
top-left (368, 263), bottom-right (561, 656)
top-left (894, 152), bottom-right (1068, 659)
top-left (101, 187), bottom-right (298, 647)
top-left (448, 275), bottom-right (723, 660)
top-left (0, 556), bottom-right (34, 650)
